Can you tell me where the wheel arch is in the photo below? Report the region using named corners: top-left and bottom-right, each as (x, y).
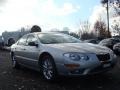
top-left (10, 51), bottom-right (14, 57)
top-left (38, 52), bottom-right (55, 65)
top-left (39, 52), bottom-right (58, 80)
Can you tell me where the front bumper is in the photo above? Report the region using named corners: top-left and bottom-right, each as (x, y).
top-left (56, 56), bottom-right (117, 76)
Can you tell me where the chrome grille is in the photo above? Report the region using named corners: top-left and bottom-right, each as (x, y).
top-left (96, 53), bottom-right (110, 61)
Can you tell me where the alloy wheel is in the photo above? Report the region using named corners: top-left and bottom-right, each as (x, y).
top-left (42, 59), bottom-right (54, 80)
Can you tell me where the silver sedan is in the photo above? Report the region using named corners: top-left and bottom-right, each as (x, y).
top-left (11, 32), bottom-right (117, 81)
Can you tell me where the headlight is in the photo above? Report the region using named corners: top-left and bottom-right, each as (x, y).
top-left (63, 53), bottom-right (89, 61)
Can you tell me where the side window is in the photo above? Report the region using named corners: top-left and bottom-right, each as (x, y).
top-left (90, 40), bottom-right (96, 44)
top-left (26, 35), bottom-right (38, 46)
top-left (102, 39), bottom-right (108, 43)
top-left (17, 35), bottom-right (28, 45)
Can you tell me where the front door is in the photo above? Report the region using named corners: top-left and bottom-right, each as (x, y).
top-left (15, 35), bottom-right (28, 65)
top-left (24, 35), bottom-right (40, 68)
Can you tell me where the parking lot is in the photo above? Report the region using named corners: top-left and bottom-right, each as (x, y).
top-left (0, 50), bottom-right (120, 90)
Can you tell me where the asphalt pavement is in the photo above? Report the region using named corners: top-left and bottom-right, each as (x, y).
top-left (0, 50), bottom-right (120, 90)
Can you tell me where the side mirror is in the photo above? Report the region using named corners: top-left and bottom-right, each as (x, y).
top-left (28, 42), bottom-right (38, 47)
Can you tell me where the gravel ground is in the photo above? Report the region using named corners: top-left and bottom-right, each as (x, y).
top-left (0, 50), bottom-right (120, 90)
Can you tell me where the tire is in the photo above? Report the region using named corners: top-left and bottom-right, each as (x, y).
top-left (41, 55), bottom-right (57, 81)
top-left (11, 54), bottom-right (20, 69)
top-left (114, 50), bottom-right (120, 56)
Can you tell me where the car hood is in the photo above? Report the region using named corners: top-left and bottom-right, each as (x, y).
top-left (45, 43), bottom-right (110, 54)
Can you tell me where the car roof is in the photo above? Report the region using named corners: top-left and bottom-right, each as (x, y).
top-left (30, 32), bottom-right (64, 35)
top-left (22, 32), bottom-right (63, 37)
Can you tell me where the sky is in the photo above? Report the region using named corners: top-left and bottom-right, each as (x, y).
top-left (0, 0), bottom-right (101, 35)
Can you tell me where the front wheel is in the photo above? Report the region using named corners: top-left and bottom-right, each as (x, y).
top-left (41, 55), bottom-right (57, 81)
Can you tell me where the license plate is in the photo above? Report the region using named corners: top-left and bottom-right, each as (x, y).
top-left (103, 63), bottom-right (111, 68)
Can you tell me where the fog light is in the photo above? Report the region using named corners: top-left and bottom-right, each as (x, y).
top-left (70, 69), bottom-right (85, 74)
top-left (64, 64), bottom-right (80, 70)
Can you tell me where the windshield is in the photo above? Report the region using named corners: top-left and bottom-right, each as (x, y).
top-left (38, 33), bottom-right (81, 44)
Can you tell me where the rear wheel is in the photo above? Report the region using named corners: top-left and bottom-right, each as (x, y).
top-left (41, 55), bottom-right (57, 81)
top-left (11, 53), bottom-right (20, 69)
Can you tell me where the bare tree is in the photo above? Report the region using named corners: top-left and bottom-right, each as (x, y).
top-left (62, 27), bottom-right (70, 31)
top-left (101, 0), bottom-right (110, 37)
top-left (94, 20), bottom-right (111, 38)
top-left (78, 20), bottom-right (91, 36)
top-left (101, 0), bottom-right (120, 15)
top-left (80, 31), bottom-right (96, 40)
top-left (110, 0), bottom-right (120, 15)
top-left (69, 32), bottom-right (80, 39)
top-left (101, 0), bottom-right (120, 37)
top-left (111, 19), bottom-right (120, 35)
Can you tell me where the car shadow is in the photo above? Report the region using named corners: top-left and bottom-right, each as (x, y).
top-left (10, 66), bottom-right (118, 90)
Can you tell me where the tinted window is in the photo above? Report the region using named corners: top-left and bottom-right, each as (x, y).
top-left (17, 35), bottom-right (28, 45)
top-left (112, 39), bottom-right (120, 44)
top-left (38, 33), bottom-right (81, 44)
top-left (90, 40), bottom-right (97, 44)
top-left (26, 35), bottom-right (38, 45)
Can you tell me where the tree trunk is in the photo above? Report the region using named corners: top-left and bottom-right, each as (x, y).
top-left (106, 1), bottom-right (110, 37)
